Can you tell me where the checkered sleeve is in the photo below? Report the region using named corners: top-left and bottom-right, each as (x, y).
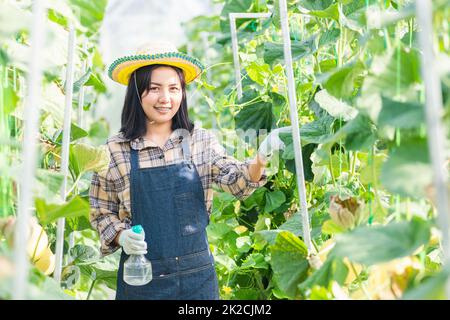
top-left (89, 167), bottom-right (129, 256)
top-left (208, 130), bottom-right (267, 200)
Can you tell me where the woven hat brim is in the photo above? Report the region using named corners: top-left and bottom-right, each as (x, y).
top-left (109, 54), bottom-right (204, 85)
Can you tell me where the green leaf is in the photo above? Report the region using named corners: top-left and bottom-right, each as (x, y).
top-left (359, 152), bottom-right (388, 185)
top-left (254, 211), bottom-right (304, 245)
top-left (46, 0), bottom-right (81, 29)
top-left (69, 244), bottom-right (99, 264)
top-left (78, 265), bottom-right (117, 289)
top-left (378, 96), bottom-right (425, 129)
top-left (69, 0), bottom-right (108, 31)
top-left (69, 143), bottom-right (111, 177)
top-left (363, 46), bottom-right (421, 96)
top-left (314, 89), bottom-right (358, 121)
top-left (219, 0), bottom-right (253, 34)
top-left (402, 265), bottom-right (450, 300)
top-left (35, 196), bottom-right (90, 226)
top-left (206, 222), bottom-right (233, 241)
top-left (299, 115), bottom-right (335, 145)
top-left (264, 190), bottom-right (286, 212)
top-left (84, 71), bottom-right (107, 93)
top-left (1, 85), bottom-right (19, 115)
top-left (240, 253), bottom-right (269, 270)
top-left (318, 28), bottom-right (341, 47)
top-left (342, 114), bottom-right (377, 151)
top-left (269, 231), bottom-right (309, 299)
top-left (38, 276), bottom-right (74, 299)
top-left (263, 36), bottom-right (317, 65)
top-left (34, 169), bottom-right (65, 200)
top-left (308, 3), bottom-right (340, 21)
top-left (215, 254), bottom-right (237, 271)
top-left (241, 187), bottom-right (267, 211)
top-left (54, 123), bottom-right (89, 144)
top-left (322, 219), bottom-right (346, 235)
top-left (73, 68), bottom-right (92, 93)
top-left (298, 257), bottom-right (348, 294)
top-left (331, 217), bottom-right (431, 266)
top-left (235, 101), bottom-right (275, 132)
top-left (66, 215), bottom-right (92, 232)
top-left (329, 153), bottom-right (349, 179)
top-left (323, 61), bottom-right (366, 99)
top-left (318, 113), bottom-right (376, 154)
top-left (380, 137), bottom-right (432, 198)
top-left (245, 61), bottom-right (271, 86)
top-left (284, 144), bottom-right (317, 181)
top-left (297, 0), bottom-right (333, 11)
top-left (88, 118), bottom-right (110, 146)
top-left (236, 236), bottom-right (252, 253)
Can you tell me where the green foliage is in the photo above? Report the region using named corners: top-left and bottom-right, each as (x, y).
top-left (187, 0), bottom-right (449, 301)
top-left (331, 217), bottom-right (431, 266)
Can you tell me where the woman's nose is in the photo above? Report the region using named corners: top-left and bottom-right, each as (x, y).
top-left (159, 89), bottom-right (170, 102)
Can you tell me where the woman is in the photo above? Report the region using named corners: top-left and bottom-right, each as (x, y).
top-left (89, 42), bottom-right (289, 300)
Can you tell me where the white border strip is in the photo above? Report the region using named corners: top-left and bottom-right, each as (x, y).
top-left (13, 0), bottom-right (46, 300)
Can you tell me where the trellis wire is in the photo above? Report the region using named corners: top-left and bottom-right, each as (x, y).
top-left (229, 12), bottom-right (271, 100)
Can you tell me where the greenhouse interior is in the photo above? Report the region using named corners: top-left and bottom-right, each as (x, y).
top-left (0, 0), bottom-right (450, 302)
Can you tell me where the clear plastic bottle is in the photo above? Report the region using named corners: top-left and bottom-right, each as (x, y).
top-left (123, 225), bottom-right (153, 286)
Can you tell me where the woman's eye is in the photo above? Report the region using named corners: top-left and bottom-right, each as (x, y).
top-left (170, 87), bottom-right (180, 91)
top-left (150, 87), bottom-right (158, 91)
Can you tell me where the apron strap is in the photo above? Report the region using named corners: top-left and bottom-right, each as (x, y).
top-left (130, 147), bottom-right (140, 170)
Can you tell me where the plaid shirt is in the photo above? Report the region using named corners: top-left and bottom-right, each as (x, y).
top-left (89, 126), bottom-right (267, 256)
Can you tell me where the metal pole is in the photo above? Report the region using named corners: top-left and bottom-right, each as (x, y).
top-left (229, 13), bottom-right (271, 100)
top-left (415, 0), bottom-right (450, 298)
top-left (278, 0), bottom-right (313, 253)
top-left (12, 0), bottom-right (46, 300)
top-left (54, 24), bottom-right (76, 283)
top-left (67, 40), bottom-right (89, 262)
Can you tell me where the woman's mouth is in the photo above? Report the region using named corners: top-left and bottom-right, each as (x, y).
top-left (154, 106), bottom-right (172, 114)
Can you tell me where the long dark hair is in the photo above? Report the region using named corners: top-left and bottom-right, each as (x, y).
top-left (120, 64), bottom-right (194, 140)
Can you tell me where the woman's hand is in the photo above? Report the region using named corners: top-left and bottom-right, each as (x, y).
top-left (248, 126), bottom-right (292, 183)
top-left (258, 126), bottom-right (292, 162)
top-left (248, 153), bottom-right (267, 183)
top-left (117, 228), bottom-right (148, 255)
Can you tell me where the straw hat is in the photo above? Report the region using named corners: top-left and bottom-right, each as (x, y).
top-left (108, 41), bottom-right (205, 85)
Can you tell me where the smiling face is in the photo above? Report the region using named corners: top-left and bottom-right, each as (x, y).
top-left (140, 66), bottom-right (183, 126)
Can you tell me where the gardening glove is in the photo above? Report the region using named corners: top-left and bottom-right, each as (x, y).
top-left (118, 228), bottom-right (148, 255)
top-left (258, 126), bottom-right (292, 162)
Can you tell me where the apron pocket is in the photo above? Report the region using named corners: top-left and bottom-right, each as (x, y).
top-left (175, 192), bottom-right (205, 236)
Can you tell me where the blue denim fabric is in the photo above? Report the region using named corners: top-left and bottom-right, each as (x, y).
top-left (116, 138), bottom-right (219, 300)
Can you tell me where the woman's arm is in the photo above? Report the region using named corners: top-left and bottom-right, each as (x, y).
top-left (89, 169), bottom-right (129, 256)
top-left (208, 130), bottom-right (267, 200)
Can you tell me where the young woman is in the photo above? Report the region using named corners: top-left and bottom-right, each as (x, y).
top-left (89, 42), bottom-right (289, 300)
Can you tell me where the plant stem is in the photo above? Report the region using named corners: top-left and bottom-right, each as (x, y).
top-left (349, 261), bottom-right (371, 300)
top-left (86, 279), bottom-right (96, 300)
top-left (329, 150), bottom-right (336, 186)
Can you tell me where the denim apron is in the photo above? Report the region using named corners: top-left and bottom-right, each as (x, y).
top-left (115, 136), bottom-right (220, 300)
